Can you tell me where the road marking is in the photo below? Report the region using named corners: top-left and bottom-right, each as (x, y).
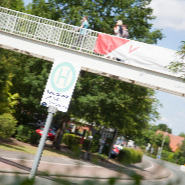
top-left (144, 159), bottom-right (154, 170)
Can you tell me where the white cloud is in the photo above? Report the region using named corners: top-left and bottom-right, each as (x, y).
top-left (150, 0), bottom-right (185, 31)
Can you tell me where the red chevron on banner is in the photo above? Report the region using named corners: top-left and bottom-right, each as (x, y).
top-left (94, 33), bottom-right (130, 55)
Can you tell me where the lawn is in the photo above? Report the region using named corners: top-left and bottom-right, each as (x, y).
top-left (0, 138), bottom-right (69, 158)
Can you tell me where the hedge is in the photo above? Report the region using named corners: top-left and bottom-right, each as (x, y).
top-left (117, 148), bottom-right (143, 164)
top-left (161, 150), bottom-right (177, 163)
top-left (62, 133), bottom-right (81, 149)
top-left (16, 125), bottom-right (40, 144)
top-left (82, 139), bottom-right (92, 151)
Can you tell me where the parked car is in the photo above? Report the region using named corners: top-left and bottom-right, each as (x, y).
top-left (127, 140), bottom-right (135, 148)
top-left (111, 144), bottom-right (123, 158)
top-left (28, 120), bottom-right (45, 128)
top-left (36, 127), bottom-right (56, 141)
top-left (111, 145), bottom-right (120, 157)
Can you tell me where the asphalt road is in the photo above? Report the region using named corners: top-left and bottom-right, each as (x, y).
top-left (137, 156), bottom-right (185, 185)
top-left (0, 149), bottom-right (183, 185)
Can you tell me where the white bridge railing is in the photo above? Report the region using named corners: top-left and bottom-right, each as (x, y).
top-left (0, 7), bottom-right (101, 56)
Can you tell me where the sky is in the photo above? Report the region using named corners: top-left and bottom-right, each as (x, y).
top-left (23, 0), bottom-right (185, 135)
top-left (149, 0), bottom-right (185, 136)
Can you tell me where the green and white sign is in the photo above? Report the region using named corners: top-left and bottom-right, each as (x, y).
top-left (41, 58), bottom-right (81, 112)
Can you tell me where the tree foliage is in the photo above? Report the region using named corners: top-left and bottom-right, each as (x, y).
top-left (179, 132), bottom-right (185, 138)
top-left (0, 113), bottom-right (17, 139)
top-left (0, 48), bottom-right (52, 122)
top-left (70, 72), bottom-right (159, 137)
top-left (168, 41), bottom-right (185, 77)
top-left (0, 49), bottom-right (19, 114)
top-left (134, 124), bottom-right (172, 152)
top-left (26, 0), bottom-right (61, 20)
top-left (174, 139), bottom-right (185, 165)
top-left (0, 0), bottom-right (25, 11)
top-left (151, 123), bottom-right (172, 134)
top-left (52, 0), bottom-right (163, 44)
top-left (0, 0), bottom-right (164, 148)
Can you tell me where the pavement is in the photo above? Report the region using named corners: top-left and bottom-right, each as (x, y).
top-left (0, 149), bottom-right (172, 184)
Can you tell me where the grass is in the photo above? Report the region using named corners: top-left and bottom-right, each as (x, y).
top-left (0, 138), bottom-right (95, 160)
top-left (0, 139), bottom-right (110, 164)
top-left (0, 140), bottom-right (69, 158)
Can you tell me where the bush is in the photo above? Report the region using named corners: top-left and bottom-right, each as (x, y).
top-left (89, 133), bottom-right (100, 153)
top-left (161, 150), bottom-right (176, 163)
top-left (62, 133), bottom-right (81, 149)
top-left (117, 148), bottom-right (143, 164)
top-left (16, 125), bottom-right (40, 144)
top-left (82, 139), bottom-right (92, 151)
top-left (177, 156), bottom-right (185, 165)
top-left (0, 113), bottom-right (17, 139)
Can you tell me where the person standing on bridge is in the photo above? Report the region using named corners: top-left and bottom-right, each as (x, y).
top-left (113, 21), bottom-right (129, 61)
top-left (80, 16), bottom-right (89, 34)
top-left (114, 20), bottom-right (129, 39)
top-left (114, 20), bottom-right (123, 37)
top-left (122, 24), bottom-right (129, 39)
top-left (74, 16), bottom-right (89, 48)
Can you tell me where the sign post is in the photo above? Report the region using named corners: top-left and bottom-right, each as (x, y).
top-left (29, 59), bottom-right (81, 179)
top-left (29, 106), bottom-right (57, 179)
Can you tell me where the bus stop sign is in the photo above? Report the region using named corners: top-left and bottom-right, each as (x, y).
top-left (41, 58), bottom-right (81, 112)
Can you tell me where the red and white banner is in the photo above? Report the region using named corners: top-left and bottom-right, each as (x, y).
top-left (94, 33), bottom-right (183, 76)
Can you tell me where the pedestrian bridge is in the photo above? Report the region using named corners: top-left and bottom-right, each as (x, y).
top-left (0, 6), bottom-right (185, 97)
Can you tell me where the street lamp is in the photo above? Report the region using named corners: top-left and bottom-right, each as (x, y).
top-left (157, 124), bottom-right (172, 159)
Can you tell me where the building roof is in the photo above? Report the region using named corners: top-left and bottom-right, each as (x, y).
top-left (156, 130), bottom-right (185, 152)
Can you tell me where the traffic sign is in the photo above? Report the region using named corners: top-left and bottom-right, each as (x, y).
top-left (41, 59), bottom-right (81, 112)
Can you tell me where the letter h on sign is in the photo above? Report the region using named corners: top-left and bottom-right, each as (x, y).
top-left (56, 68), bottom-right (70, 87)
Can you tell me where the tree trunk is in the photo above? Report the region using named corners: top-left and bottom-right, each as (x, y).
top-left (52, 116), bottom-right (68, 150)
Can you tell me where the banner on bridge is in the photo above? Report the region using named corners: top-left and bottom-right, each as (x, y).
top-left (94, 33), bottom-right (184, 77)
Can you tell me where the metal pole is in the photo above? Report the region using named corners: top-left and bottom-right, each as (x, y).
top-left (108, 128), bottom-right (118, 159)
top-left (158, 134), bottom-right (166, 159)
top-left (29, 106), bottom-right (57, 179)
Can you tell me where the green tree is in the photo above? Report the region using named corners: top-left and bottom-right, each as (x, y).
top-left (175, 139), bottom-right (185, 165)
top-left (0, 0), bottom-right (25, 11)
top-left (134, 127), bottom-right (171, 153)
top-left (10, 55), bottom-right (52, 122)
top-left (0, 113), bottom-right (17, 139)
top-left (179, 132), bottom-right (185, 138)
top-left (151, 123), bottom-right (172, 133)
top-left (0, 49), bottom-right (19, 114)
top-left (0, 47), bottom-right (52, 122)
top-left (168, 41), bottom-right (185, 77)
top-left (154, 133), bottom-right (170, 151)
top-left (71, 72), bottom-right (159, 135)
top-left (26, 0), bottom-right (61, 20)
top-left (134, 129), bottom-right (155, 147)
top-left (55, 0), bottom-right (163, 43)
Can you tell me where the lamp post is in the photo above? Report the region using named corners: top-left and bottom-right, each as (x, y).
top-left (157, 124), bottom-right (172, 159)
top-left (158, 134), bottom-right (166, 159)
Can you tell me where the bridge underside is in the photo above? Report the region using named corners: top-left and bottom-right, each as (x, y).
top-left (1, 31), bottom-right (185, 97)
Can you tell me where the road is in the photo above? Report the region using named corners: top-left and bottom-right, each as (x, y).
top-left (136, 156), bottom-right (185, 185)
top-left (0, 149), bottom-right (183, 185)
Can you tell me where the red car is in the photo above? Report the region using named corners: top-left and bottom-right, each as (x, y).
top-left (111, 145), bottom-right (120, 157)
top-left (36, 127), bottom-right (56, 141)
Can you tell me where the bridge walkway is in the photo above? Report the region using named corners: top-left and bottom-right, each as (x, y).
top-left (0, 7), bottom-right (185, 96)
